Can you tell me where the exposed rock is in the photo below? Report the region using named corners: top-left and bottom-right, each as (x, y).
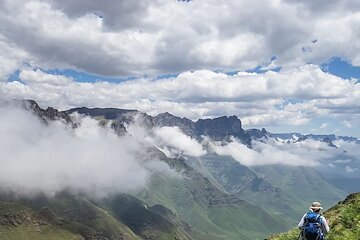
top-left (321, 137), bottom-right (338, 148)
top-left (37, 207), bottom-right (56, 221)
top-left (22, 99), bottom-right (75, 126)
top-left (153, 112), bottom-right (196, 137)
top-left (195, 115), bottom-right (251, 146)
top-left (294, 135), bottom-right (308, 143)
top-left (246, 128), bottom-right (270, 141)
top-left (0, 211), bottom-right (32, 226)
top-left (63, 102), bottom-right (252, 145)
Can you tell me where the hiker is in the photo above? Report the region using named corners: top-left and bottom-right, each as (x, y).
top-left (298, 201), bottom-right (330, 240)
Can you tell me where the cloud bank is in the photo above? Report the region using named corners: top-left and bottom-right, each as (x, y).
top-left (1, 65), bottom-right (359, 136)
top-left (148, 126), bottom-right (206, 158)
top-left (0, 104), bottom-right (174, 197)
top-left (207, 137), bottom-right (319, 166)
top-left (206, 136), bottom-right (360, 178)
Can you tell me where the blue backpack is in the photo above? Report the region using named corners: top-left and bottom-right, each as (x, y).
top-left (303, 211), bottom-right (324, 240)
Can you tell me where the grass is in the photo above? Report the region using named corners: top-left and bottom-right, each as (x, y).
top-left (267, 192), bottom-right (360, 240)
top-left (135, 164), bottom-right (288, 240)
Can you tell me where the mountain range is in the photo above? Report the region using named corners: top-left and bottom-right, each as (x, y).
top-left (0, 99), bottom-right (359, 240)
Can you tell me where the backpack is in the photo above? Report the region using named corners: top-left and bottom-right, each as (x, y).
top-left (302, 211), bottom-right (324, 240)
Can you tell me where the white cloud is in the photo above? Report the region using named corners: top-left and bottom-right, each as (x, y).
top-left (205, 135), bottom-right (357, 168)
top-left (1, 0), bottom-right (360, 76)
top-left (0, 64), bottom-right (359, 138)
top-left (19, 68), bottom-right (72, 86)
top-left (0, 103), bottom-right (175, 198)
top-left (207, 137), bottom-right (319, 166)
top-left (345, 166), bottom-right (358, 173)
top-left (333, 159), bottom-right (352, 164)
top-left (0, 35), bottom-right (28, 81)
top-left (320, 123), bottom-right (329, 129)
top-left (146, 126), bottom-right (206, 158)
top-left (1, 0), bottom-right (360, 137)
top-left (342, 120), bottom-right (353, 128)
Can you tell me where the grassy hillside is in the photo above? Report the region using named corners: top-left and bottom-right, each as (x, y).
top-left (188, 155), bottom-right (302, 224)
top-left (135, 157), bottom-right (287, 240)
top-left (0, 201), bottom-right (84, 240)
top-left (267, 192), bottom-right (360, 240)
top-left (99, 194), bottom-right (192, 240)
top-left (0, 192), bottom-right (192, 240)
top-left (253, 165), bottom-right (346, 211)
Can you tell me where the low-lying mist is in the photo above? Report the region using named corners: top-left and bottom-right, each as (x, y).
top-left (1, 103), bottom-right (358, 199)
top-left (206, 137), bottom-right (360, 177)
top-left (0, 104), bottom-right (176, 198)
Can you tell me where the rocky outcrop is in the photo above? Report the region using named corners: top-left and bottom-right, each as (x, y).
top-left (321, 137), bottom-right (338, 148)
top-left (246, 128), bottom-right (270, 140)
top-left (23, 99), bottom-right (74, 126)
top-left (0, 211), bottom-right (32, 226)
top-left (153, 112), bottom-right (196, 137)
top-left (17, 100), bottom-right (252, 146)
top-left (63, 103), bottom-right (251, 145)
top-left (153, 113), bottom-right (251, 146)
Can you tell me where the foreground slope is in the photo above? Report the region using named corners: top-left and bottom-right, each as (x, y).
top-left (0, 192), bottom-right (192, 240)
top-left (0, 201), bottom-right (83, 240)
top-left (267, 192), bottom-right (360, 240)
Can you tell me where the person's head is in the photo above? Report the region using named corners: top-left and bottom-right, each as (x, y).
top-left (310, 201), bottom-right (323, 212)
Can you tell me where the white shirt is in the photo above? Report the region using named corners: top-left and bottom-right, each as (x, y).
top-left (298, 211), bottom-right (330, 233)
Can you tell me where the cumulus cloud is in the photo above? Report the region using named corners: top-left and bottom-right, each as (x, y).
top-left (1, 0), bottom-right (360, 137)
top-left (1, 65), bottom-right (359, 133)
top-left (147, 126), bottom-right (206, 158)
top-left (1, 0), bottom-right (360, 76)
top-left (0, 103), bottom-right (175, 198)
top-left (0, 35), bottom-right (28, 81)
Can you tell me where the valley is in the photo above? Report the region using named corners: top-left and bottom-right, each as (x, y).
top-left (0, 100), bottom-right (358, 240)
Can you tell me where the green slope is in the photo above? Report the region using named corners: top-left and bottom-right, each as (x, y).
top-left (253, 165), bottom-right (346, 211)
top-left (187, 154), bottom-right (302, 225)
top-left (267, 192), bottom-right (360, 240)
top-left (0, 193), bottom-right (142, 240)
top-left (99, 193), bottom-right (192, 240)
top-left (19, 192), bottom-right (142, 240)
top-left (0, 201), bottom-right (83, 240)
top-left (135, 157), bottom-right (287, 240)
top-left (0, 192), bottom-right (192, 240)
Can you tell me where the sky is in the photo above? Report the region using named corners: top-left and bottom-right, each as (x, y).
top-left (0, 0), bottom-right (360, 138)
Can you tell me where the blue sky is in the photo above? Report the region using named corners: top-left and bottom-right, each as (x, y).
top-left (321, 58), bottom-right (360, 81)
top-left (0, 0), bottom-right (360, 138)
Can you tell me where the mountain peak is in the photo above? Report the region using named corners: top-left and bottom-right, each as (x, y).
top-left (321, 137), bottom-right (338, 148)
top-left (21, 99), bottom-right (74, 125)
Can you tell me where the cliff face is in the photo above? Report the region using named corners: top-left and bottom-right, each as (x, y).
top-left (63, 105), bottom-right (252, 145)
top-left (23, 100), bottom-right (72, 123)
